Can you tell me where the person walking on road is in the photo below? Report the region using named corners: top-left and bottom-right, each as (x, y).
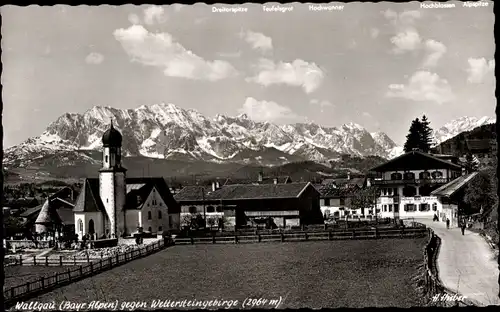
top-left (446, 218), bottom-right (450, 229)
top-left (461, 221), bottom-right (466, 235)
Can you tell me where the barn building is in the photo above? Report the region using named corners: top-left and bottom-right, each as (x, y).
top-left (174, 182), bottom-right (322, 229)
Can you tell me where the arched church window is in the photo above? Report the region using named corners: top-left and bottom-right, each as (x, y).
top-left (78, 219), bottom-right (83, 232)
top-left (432, 203), bottom-right (437, 211)
top-left (148, 211), bottom-right (152, 220)
top-left (105, 155), bottom-right (108, 163)
top-left (158, 211), bottom-right (162, 219)
top-left (148, 226), bottom-right (152, 232)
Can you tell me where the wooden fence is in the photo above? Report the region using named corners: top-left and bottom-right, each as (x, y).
top-left (173, 227), bottom-right (428, 245)
top-left (6, 246), bottom-right (147, 267)
top-left (4, 239), bottom-right (174, 308)
top-left (421, 226), bottom-right (477, 307)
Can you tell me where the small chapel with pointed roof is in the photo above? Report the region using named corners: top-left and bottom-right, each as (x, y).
top-left (73, 122), bottom-right (180, 239)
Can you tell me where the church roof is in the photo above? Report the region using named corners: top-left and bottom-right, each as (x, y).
top-left (102, 122), bottom-right (122, 147)
top-left (35, 199), bottom-right (63, 225)
top-left (370, 150), bottom-right (462, 172)
top-left (73, 179), bottom-right (106, 213)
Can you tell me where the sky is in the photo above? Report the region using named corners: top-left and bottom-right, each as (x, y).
top-left (1, 2), bottom-right (496, 148)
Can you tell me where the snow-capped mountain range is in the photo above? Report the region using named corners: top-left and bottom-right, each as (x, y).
top-left (4, 103), bottom-right (495, 168)
top-left (432, 116), bottom-right (496, 144)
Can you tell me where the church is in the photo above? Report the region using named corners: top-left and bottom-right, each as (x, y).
top-left (73, 122), bottom-right (180, 240)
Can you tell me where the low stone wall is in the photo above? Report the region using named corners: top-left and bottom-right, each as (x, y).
top-left (6, 240), bottom-right (52, 249)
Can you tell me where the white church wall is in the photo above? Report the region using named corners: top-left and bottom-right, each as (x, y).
top-left (99, 172), bottom-right (116, 237)
top-left (74, 212), bottom-right (104, 240)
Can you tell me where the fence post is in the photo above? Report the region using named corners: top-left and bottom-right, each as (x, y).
top-left (74, 256), bottom-right (76, 265)
top-left (281, 233), bottom-right (285, 242)
top-left (46, 256), bottom-right (49, 266)
top-left (234, 235), bottom-right (238, 244)
top-left (212, 233), bottom-right (216, 244)
top-left (56, 273), bottom-right (59, 283)
top-left (79, 266), bottom-right (83, 276)
top-left (328, 231), bottom-right (332, 241)
top-left (324, 224), bottom-right (327, 231)
top-left (375, 228), bottom-right (378, 239)
top-left (352, 230), bottom-right (355, 239)
top-left (67, 268), bottom-right (71, 281)
top-left (101, 252), bottom-right (103, 259)
top-left (116, 254), bottom-right (119, 264)
top-left (60, 255), bottom-right (63, 266)
top-left (100, 259), bottom-right (103, 270)
top-left (33, 256), bottom-right (36, 266)
top-left (41, 276), bottom-right (45, 288)
top-left (87, 253), bottom-right (90, 263)
top-left (190, 237), bottom-right (194, 245)
top-left (305, 232), bottom-right (309, 241)
top-left (10, 287), bottom-right (14, 299)
top-left (19, 255), bottom-right (22, 265)
top-left (26, 282), bottom-right (30, 292)
top-left (109, 257), bottom-right (112, 268)
top-left (90, 262), bottom-right (93, 273)
top-left (258, 234), bottom-right (261, 242)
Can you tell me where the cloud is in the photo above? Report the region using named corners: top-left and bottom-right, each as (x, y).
top-left (422, 39), bottom-right (447, 67)
top-left (85, 52), bottom-right (104, 64)
top-left (217, 51), bottom-right (242, 58)
top-left (362, 112), bottom-right (372, 118)
top-left (144, 5), bottom-right (166, 25)
top-left (467, 57), bottom-right (495, 84)
top-left (113, 25), bottom-right (238, 81)
top-left (128, 13), bottom-right (140, 25)
top-left (386, 71), bottom-right (454, 105)
top-left (310, 99), bottom-right (333, 108)
top-left (390, 30), bottom-right (421, 53)
top-left (310, 99), bottom-right (333, 113)
top-left (241, 31), bottom-right (273, 53)
top-left (238, 97), bottom-right (296, 122)
top-left (247, 58), bottom-right (325, 93)
top-left (370, 28), bottom-right (380, 39)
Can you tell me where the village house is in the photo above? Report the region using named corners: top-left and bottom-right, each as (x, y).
top-left (370, 150), bottom-right (465, 220)
top-left (317, 185), bottom-right (361, 219)
top-left (72, 122), bottom-right (180, 240)
top-left (34, 186), bottom-right (76, 234)
top-left (430, 172), bottom-right (479, 228)
top-left (174, 182), bottom-right (322, 229)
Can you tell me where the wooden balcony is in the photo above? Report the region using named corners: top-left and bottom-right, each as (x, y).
top-left (372, 178), bottom-right (451, 186)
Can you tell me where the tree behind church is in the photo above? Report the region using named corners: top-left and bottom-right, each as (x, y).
top-left (404, 118), bottom-right (423, 153)
top-left (420, 115), bottom-right (434, 153)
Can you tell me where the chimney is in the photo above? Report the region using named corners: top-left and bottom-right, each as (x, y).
top-left (258, 170), bottom-right (263, 182)
top-left (212, 181), bottom-right (216, 192)
top-left (347, 172), bottom-right (351, 180)
top-left (273, 178), bottom-right (278, 184)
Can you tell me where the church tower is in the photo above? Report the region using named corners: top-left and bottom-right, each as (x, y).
top-left (99, 121), bottom-right (127, 238)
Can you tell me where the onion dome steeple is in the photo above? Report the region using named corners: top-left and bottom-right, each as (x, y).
top-left (102, 119), bottom-right (123, 148)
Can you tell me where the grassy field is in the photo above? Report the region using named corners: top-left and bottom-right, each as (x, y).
top-left (4, 265), bottom-right (81, 289)
top-left (23, 239), bottom-right (427, 308)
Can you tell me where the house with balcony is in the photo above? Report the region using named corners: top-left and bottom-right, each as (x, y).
top-left (369, 150), bottom-right (463, 220)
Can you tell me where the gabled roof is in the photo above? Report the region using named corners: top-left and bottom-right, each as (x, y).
top-left (124, 177), bottom-right (180, 213)
top-left (206, 182), bottom-right (315, 201)
top-left (431, 172), bottom-right (479, 197)
top-left (317, 184), bottom-right (360, 198)
top-left (73, 179), bottom-right (105, 213)
top-left (174, 186), bottom-right (207, 202)
top-left (20, 205), bottom-right (43, 218)
top-left (332, 177), bottom-right (365, 188)
top-left (370, 150), bottom-right (462, 172)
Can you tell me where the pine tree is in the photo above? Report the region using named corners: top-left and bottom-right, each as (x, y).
top-left (404, 118), bottom-right (422, 153)
top-left (420, 115), bottom-right (434, 153)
